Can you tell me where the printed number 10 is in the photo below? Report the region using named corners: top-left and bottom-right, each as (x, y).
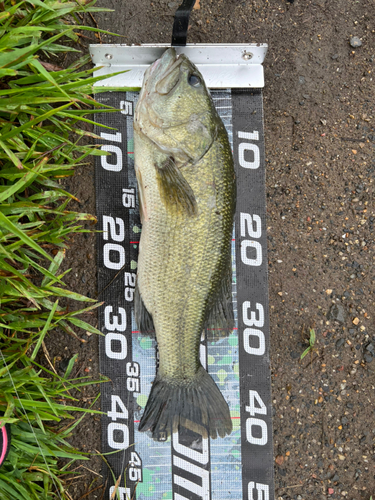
top-left (238, 131), bottom-right (260, 170)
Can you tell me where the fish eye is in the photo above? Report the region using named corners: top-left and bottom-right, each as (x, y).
top-left (188, 74), bottom-right (202, 87)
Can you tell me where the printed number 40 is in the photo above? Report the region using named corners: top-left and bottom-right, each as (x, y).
top-left (246, 390), bottom-right (266, 417)
top-left (108, 395), bottom-right (128, 421)
top-left (245, 390), bottom-right (268, 446)
top-left (107, 395), bottom-right (129, 450)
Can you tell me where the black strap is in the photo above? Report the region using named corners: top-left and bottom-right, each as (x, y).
top-left (171, 0), bottom-right (196, 46)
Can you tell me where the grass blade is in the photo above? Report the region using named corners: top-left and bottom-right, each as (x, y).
top-left (30, 300), bottom-right (58, 361)
top-left (0, 211), bottom-right (53, 262)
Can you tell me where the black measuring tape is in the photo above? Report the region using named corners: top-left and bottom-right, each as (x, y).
top-left (171, 0), bottom-right (196, 46)
top-left (95, 87), bottom-right (275, 500)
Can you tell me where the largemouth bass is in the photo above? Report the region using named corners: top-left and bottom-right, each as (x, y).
top-left (133, 48), bottom-right (236, 440)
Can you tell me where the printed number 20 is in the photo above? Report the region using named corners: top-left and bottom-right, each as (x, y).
top-left (240, 213), bottom-right (262, 267)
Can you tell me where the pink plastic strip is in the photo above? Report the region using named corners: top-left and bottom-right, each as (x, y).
top-left (0, 424), bottom-right (8, 465)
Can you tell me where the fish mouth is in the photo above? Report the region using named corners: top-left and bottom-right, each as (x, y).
top-left (135, 48), bottom-right (183, 127)
top-left (142, 48), bottom-right (186, 96)
top-left (148, 48), bottom-right (178, 79)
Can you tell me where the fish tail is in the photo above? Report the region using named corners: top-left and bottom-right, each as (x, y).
top-left (138, 366), bottom-right (233, 440)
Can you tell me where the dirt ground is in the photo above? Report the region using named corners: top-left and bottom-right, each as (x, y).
top-left (50, 1), bottom-right (375, 499)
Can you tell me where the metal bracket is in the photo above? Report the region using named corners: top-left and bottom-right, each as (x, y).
top-left (89, 43), bottom-right (268, 89)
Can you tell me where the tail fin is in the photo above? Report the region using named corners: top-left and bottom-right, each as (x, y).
top-left (138, 366), bottom-right (232, 440)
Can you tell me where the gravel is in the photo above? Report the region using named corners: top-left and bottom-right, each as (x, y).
top-left (350, 36), bottom-right (363, 48)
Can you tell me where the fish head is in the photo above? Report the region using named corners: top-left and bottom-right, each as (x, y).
top-left (134, 48), bottom-right (219, 164)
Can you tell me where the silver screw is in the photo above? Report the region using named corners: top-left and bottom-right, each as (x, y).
top-left (242, 52), bottom-right (253, 61)
top-left (105, 53), bottom-right (113, 60)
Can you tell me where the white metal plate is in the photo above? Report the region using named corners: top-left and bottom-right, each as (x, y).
top-left (90, 43), bottom-right (267, 89)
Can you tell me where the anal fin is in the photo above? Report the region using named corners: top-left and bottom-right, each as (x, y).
top-left (134, 283), bottom-right (155, 336)
top-left (205, 247), bottom-right (235, 341)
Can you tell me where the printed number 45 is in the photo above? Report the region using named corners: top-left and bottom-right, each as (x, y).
top-left (129, 451), bottom-right (142, 483)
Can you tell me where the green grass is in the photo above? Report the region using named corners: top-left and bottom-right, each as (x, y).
top-left (0, 1), bottom-right (126, 498)
top-left (300, 328), bottom-right (316, 360)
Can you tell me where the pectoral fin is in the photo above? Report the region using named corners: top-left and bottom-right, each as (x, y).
top-left (155, 156), bottom-right (197, 216)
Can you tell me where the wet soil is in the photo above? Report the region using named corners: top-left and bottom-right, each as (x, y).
top-left (51, 1), bottom-right (375, 499)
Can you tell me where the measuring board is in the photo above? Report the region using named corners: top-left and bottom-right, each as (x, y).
top-left (93, 44), bottom-right (274, 500)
